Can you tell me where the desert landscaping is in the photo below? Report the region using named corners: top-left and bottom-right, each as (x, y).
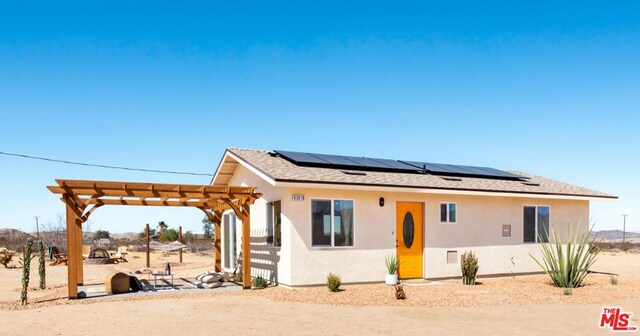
top-left (0, 248), bottom-right (638, 335)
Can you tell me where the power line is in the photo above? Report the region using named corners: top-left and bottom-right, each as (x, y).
top-left (0, 151), bottom-right (214, 177)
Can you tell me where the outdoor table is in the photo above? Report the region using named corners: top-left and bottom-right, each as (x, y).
top-left (150, 271), bottom-right (174, 288)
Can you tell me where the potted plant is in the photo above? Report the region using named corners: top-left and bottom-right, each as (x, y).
top-left (385, 254), bottom-right (400, 285)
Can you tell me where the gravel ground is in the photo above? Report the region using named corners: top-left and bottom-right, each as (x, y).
top-left (2, 272), bottom-right (637, 311)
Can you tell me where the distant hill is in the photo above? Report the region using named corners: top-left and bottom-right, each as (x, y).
top-left (0, 228), bottom-right (33, 241)
top-left (592, 230), bottom-right (640, 242)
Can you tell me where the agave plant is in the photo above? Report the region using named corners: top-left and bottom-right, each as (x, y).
top-left (385, 254), bottom-right (400, 275)
top-left (530, 224), bottom-right (598, 288)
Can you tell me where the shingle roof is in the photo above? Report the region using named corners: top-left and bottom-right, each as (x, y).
top-left (221, 148), bottom-right (616, 199)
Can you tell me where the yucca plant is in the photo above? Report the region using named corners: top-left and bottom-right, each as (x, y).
top-left (530, 225), bottom-right (598, 288)
top-left (385, 254), bottom-right (399, 274)
top-left (460, 251), bottom-right (479, 285)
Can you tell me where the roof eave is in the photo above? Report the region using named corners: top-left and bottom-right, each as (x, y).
top-left (273, 179), bottom-right (618, 201)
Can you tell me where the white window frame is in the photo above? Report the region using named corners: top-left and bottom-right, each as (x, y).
top-left (523, 205), bottom-right (551, 243)
top-left (310, 198), bottom-right (356, 249)
top-left (440, 202), bottom-right (457, 224)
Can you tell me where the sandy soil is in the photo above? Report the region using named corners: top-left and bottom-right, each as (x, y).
top-left (0, 251), bottom-right (639, 335)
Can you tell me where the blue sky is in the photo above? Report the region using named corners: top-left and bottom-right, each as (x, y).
top-left (0, 1), bottom-right (638, 234)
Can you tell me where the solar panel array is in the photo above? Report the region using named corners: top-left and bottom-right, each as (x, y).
top-left (274, 150), bottom-right (524, 180)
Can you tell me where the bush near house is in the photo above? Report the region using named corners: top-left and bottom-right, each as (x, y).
top-left (461, 251), bottom-right (479, 285)
top-left (327, 273), bottom-right (341, 292)
top-left (252, 276), bottom-right (268, 289)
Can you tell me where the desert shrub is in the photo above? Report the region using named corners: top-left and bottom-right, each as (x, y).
top-left (531, 225), bottom-right (598, 288)
top-left (235, 270), bottom-right (243, 283)
top-left (0, 247), bottom-right (15, 268)
top-left (610, 275), bottom-right (618, 285)
top-left (385, 254), bottom-right (399, 274)
top-left (327, 273), bottom-right (341, 292)
top-left (461, 251), bottom-right (479, 285)
top-left (562, 287), bottom-right (573, 295)
top-left (252, 276), bottom-right (268, 289)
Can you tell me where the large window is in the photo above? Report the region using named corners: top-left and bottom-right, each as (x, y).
top-left (266, 200), bottom-right (281, 247)
top-left (523, 206), bottom-right (550, 243)
top-left (440, 202), bottom-right (457, 223)
top-left (311, 199), bottom-right (354, 247)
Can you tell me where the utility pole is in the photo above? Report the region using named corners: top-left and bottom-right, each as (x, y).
top-left (34, 216), bottom-right (40, 239)
top-left (622, 215), bottom-right (628, 244)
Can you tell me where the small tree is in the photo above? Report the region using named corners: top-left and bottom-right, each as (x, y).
top-left (202, 217), bottom-right (213, 240)
top-left (160, 228), bottom-right (179, 242)
top-left (94, 230), bottom-right (110, 240)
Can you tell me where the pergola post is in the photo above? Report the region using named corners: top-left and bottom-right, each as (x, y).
top-left (241, 204), bottom-right (251, 289)
top-left (145, 223), bottom-right (150, 268)
top-left (178, 225), bottom-right (183, 263)
top-left (75, 218), bottom-right (83, 285)
top-left (213, 211), bottom-right (222, 272)
top-left (64, 195), bottom-right (79, 299)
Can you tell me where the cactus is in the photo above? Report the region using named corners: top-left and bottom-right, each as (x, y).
top-left (461, 251), bottom-right (479, 285)
top-left (38, 240), bottom-right (46, 290)
top-left (20, 239), bottom-right (34, 305)
top-left (0, 247), bottom-right (15, 268)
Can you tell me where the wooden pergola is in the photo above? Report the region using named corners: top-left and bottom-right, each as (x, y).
top-left (47, 179), bottom-right (262, 299)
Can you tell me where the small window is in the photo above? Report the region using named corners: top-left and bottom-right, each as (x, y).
top-left (266, 201), bottom-right (281, 247)
top-left (312, 199), bottom-right (354, 247)
top-left (440, 202), bottom-right (457, 223)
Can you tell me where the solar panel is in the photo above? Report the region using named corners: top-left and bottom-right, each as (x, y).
top-left (273, 150), bottom-right (330, 165)
top-left (310, 153), bottom-right (366, 167)
top-left (401, 160), bottom-right (523, 179)
top-left (275, 150), bottom-right (419, 172)
top-left (274, 150), bottom-right (523, 180)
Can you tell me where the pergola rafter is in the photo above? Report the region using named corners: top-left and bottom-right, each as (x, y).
top-left (48, 179), bottom-right (261, 299)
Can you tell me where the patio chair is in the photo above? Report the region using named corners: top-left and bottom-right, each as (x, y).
top-left (110, 246), bottom-right (128, 262)
top-left (49, 246), bottom-right (68, 266)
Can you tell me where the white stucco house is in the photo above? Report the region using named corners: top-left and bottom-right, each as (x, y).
top-left (211, 148), bottom-right (616, 287)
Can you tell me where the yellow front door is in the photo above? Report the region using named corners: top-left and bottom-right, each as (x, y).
top-left (396, 202), bottom-right (423, 279)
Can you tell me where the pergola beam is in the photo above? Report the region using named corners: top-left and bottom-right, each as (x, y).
top-left (48, 179), bottom-right (261, 299)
